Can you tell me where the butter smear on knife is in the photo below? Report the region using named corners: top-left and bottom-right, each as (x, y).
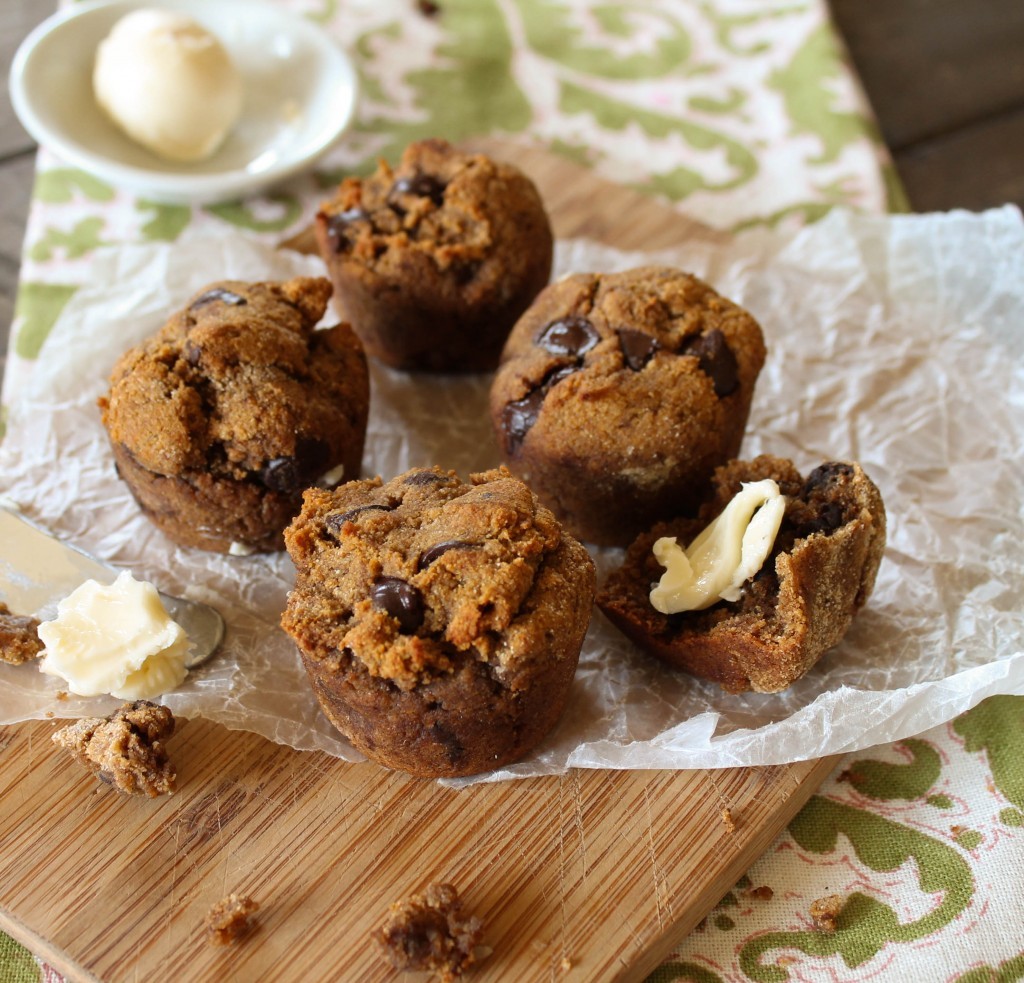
top-left (650, 479), bottom-right (786, 614)
top-left (38, 571), bottom-right (190, 699)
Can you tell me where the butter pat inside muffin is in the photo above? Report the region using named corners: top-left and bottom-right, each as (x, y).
top-left (598, 456), bottom-right (886, 693)
top-left (650, 479), bottom-right (785, 613)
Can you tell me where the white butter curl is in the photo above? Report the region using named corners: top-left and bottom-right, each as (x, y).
top-left (38, 571), bottom-right (190, 699)
top-left (649, 479), bottom-right (786, 614)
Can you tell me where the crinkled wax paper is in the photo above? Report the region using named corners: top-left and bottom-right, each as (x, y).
top-left (1, 208), bottom-right (1023, 786)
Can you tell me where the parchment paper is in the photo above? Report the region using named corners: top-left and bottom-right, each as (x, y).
top-left (2, 207), bottom-right (1022, 785)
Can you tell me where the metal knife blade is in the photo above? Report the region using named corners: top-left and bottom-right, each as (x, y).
top-left (0, 504), bottom-right (223, 668)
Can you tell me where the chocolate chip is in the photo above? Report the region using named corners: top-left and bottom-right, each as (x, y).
top-left (390, 173), bottom-right (447, 207)
top-left (502, 389), bottom-right (547, 455)
top-left (682, 329), bottom-right (738, 396)
top-left (501, 365), bottom-right (577, 454)
top-left (404, 470), bottom-right (452, 486)
top-left (260, 437), bottom-right (332, 494)
top-left (803, 462), bottom-right (854, 496)
top-left (418, 540), bottom-right (475, 571)
top-left (323, 208), bottom-right (369, 253)
top-left (326, 504), bottom-right (392, 533)
top-left (417, 0), bottom-right (441, 16)
top-left (371, 577), bottom-right (424, 633)
top-left (455, 261), bottom-right (480, 285)
top-left (190, 287), bottom-right (247, 309)
top-left (536, 316), bottom-right (600, 357)
top-left (617, 328), bottom-right (660, 371)
top-left (429, 721), bottom-right (466, 765)
top-left (805, 502), bottom-right (846, 535)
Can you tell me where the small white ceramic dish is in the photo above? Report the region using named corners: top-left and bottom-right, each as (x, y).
top-left (9, 0), bottom-right (358, 204)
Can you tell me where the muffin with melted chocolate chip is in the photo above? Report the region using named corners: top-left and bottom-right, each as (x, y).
top-left (315, 138), bottom-right (553, 373)
top-left (99, 277), bottom-right (369, 553)
top-left (281, 466), bottom-right (595, 778)
top-left (597, 455), bottom-right (886, 693)
top-left (489, 267), bottom-right (767, 546)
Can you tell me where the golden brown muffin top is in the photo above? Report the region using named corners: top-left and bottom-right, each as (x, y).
top-left (99, 276), bottom-right (367, 492)
top-left (282, 466), bottom-right (593, 691)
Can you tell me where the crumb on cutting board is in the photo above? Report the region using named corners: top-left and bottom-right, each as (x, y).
top-left (0, 601), bottom-right (43, 665)
top-left (809, 893), bottom-right (844, 932)
top-left (720, 807), bottom-right (736, 833)
top-left (51, 700), bottom-right (176, 797)
top-left (375, 883), bottom-right (483, 981)
top-left (206, 894), bottom-right (259, 946)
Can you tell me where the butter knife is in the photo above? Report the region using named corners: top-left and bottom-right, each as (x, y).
top-left (0, 504), bottom-right (224, 668)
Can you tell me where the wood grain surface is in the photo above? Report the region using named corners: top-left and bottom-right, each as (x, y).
top-left (828, 0), bottom-right (1024, 212)
top-left (0, 143), bottom-right (837, 983)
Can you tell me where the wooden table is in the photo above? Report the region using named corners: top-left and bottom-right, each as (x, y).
top-left (4, 0), bottom-right (1024, 367)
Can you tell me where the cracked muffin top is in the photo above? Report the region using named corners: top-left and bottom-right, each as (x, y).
top-left (100, 276), bottom-right (368, 491)
top-left (317, 138), bottom-right (550, 293)
top-left (488, 266), bottom-right (767, 545)
top-left (282, 466), bottom-right (593, 692)
top-left (313, 139), bottom-right (554, 372)
top-left (597, 455), bottom-right (887, 693)
top-left (492, 266), bottom-right (766, 459)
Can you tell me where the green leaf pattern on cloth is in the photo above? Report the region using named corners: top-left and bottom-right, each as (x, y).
top-left (0, 934), bottom-right (40, 983)
top-left (12, 282), bottom-right (78, 360)
top-left (659, 698), bottom-right (1024, 981)
top-left (33, 168), bottom-right (114, 204)
top-left (837, 738), bottom-right (942, 801)
top-left (137, 200), bottom-right (192, 242)
top-left (954, 696), bottom-right (1024, 810)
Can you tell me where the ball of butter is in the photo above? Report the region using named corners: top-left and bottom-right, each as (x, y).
top-left (93, 9), bottom-right (243, 163)
top-left (38, 571), bottom-right (191, 700)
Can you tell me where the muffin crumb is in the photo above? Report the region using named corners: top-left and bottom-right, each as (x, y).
top-left (720, 807), bottom-right (736, 833)
top-left (0, 601), bottom-right (43, 665)
top-left (52, 700), bottom-right (176, 797)
top-left (376, 883), bottom-right (483, 981)
top-left (206, 894), bottom-right (259, 946)
top-left (809, 894), bottom-right (844, 932)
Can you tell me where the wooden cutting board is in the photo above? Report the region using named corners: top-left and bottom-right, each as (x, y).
top-left (0, 142), bottom-right (837, 983)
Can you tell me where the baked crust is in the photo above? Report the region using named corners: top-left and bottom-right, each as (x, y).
top-left (99, 277), bottom-right (369, 553)
top-left (597, 455), bottom-right (886, 693)
top-left (315, 138), bottom-right (553, 372)
top-left (282, 466), bottom-right (595, 777)
top-left (489, 267), bottom-right (766, 546)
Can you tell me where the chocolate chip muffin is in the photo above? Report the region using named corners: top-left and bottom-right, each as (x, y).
top-left (315, 138), bottom-right (553, 373)
top-left (597, 455), bottom-right (886, 693)
top-left (99, 277), bottom-right (369, 553)
top-left (281, 466), bottom-right (595, 778)
top-left (489, 267), bottom-right (767, 546)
